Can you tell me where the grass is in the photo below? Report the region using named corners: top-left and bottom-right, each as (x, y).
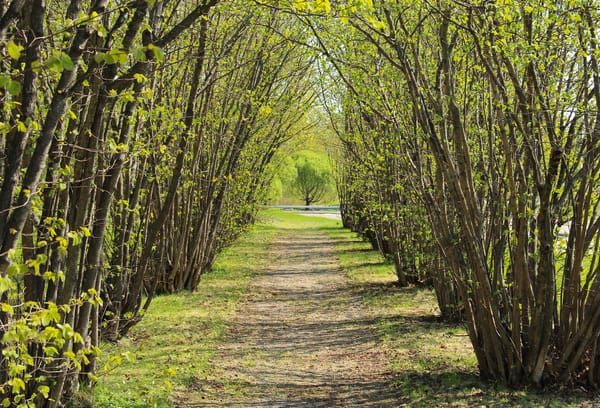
top-left (315, 213), bottom-right (600, 407)
top-left (259, 208), bottom-right (342, 230)
top-left (90, 209), bottom-right (599, 407)
top-left (89, 221), bottom-right (277, 407)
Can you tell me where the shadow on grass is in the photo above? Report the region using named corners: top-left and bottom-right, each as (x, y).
top-left (390, 370), bottom-right (491, 407)
top-left (343, 261), bottom-right (389, 270)
top-left (337, 246), bottom-right (376, 253)
top-left (388, 370), bottom-right (597, 407)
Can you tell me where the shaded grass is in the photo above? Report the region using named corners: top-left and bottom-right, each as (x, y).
top-left (310, 212), bottom-right (600, 407)
top-left (90, 222), bottom-right (277, 407)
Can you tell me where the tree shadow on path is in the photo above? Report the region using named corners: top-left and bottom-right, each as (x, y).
top-left (175, 230), bottom-right (405, 407)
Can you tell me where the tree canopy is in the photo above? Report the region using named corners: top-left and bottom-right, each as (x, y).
top-left (290, 151), bottom-right (333, 206)
top-left (0, 0), bottom-right (599, 405)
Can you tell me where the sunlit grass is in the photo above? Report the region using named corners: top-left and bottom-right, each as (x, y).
top-left (313, 212), bottom-right (599, 407)
top-left (90, 209), bottom-right (599, 407)
top-left (257, 207), bottom-right (342, 230)
top-left (89, 222), bottom-right (277, 407)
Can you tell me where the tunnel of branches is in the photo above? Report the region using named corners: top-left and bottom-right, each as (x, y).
top-left (0, 0), bottom-right (599, 405)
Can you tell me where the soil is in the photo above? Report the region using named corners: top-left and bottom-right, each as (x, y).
top-left (176, 227), bottom-right (403, 407)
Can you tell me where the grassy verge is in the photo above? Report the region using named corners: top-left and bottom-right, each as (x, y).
top-left (90, 210), bottom-right (598, 407)
top-left (315, 213), bottom-right (598, 407)
top-left (89, 221), bottom-right (278, 407)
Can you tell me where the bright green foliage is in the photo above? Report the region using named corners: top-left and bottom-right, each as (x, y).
top-left (314, 0), bottom-right (600, 389)
top-left (0, 284), bottom-right (94, 407)
top-left (0, 0), bottom-right (317, 406)
top-left (266, 156), bottom-right (296, 203)
top-left (289, 151), bottom-right (333, 206)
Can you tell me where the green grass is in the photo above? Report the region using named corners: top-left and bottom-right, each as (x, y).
top-left (315, 213), bottom-right (600, 407)
top-left (258, 208), bottom-right (342, 230)
top-left (90, 209), bottom-right (599, 407)
top-left (89, 221), bottom-right (277, 407)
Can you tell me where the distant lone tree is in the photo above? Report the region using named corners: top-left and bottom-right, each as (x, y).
top-left (291, 151), bottom-right (332, 206)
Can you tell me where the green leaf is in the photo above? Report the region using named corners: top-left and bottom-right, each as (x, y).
top-left (8, 363), bottom-right (26, 377)
top-left (47, 55), bottom-right (63, 72)
top-left (97, 24), bottom-right (108, 38)
top-left (73, 332), bottom-right (84, 344)
top-left (43, 346), bottom-right (59, 357)
top-left (16, 120), bottom-right (27, 132)
top-left (48, 303), bottom-right (61, 323)
top-left (6, 263), bottom-right (26, 277)
top-left (31, 60), bottom-right (42, 73)
top-left (147, 44), bottom-right (164, 61)
top-left (7, 41), bottom-right (23, 60)
top-left (37, 385), bottom-right (50, 399)
top-left (87, 372), bottom-right (100, 383)
top-left (47, 52), bottom-right (75, 72)
top-left (94, 52), bottom-right (106, 64)
top-left (58, 323), bottom-right (75, 339)
top-left (0, 276), bottom-right (16, 295)
top-left (10, 377), bottom-right (26, 394)
top-left (117, 50), bottom-right (128, 65)
top-left (5, 80), bottom-right (21, 96)
top-left (40, 310), bottom-right (52, 326)
top-left (60, 53), bottom-right (75, 70)
top-left (80, 226), bottom-right (91, 237)
top-left (1, 303), bottom-right (14, 316)
top-left (102, 49), bottom-right (128, 65)
top-left (133, 46), bottom-right (147, 62)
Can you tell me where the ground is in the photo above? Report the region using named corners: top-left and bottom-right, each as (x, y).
top-left (92, 211), bottom-right (600, 407)
top-left (176, 225), bottom-right (402, 407)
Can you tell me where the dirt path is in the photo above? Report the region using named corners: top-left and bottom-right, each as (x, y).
top-left (179, 227), bottom-right (402, 407)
